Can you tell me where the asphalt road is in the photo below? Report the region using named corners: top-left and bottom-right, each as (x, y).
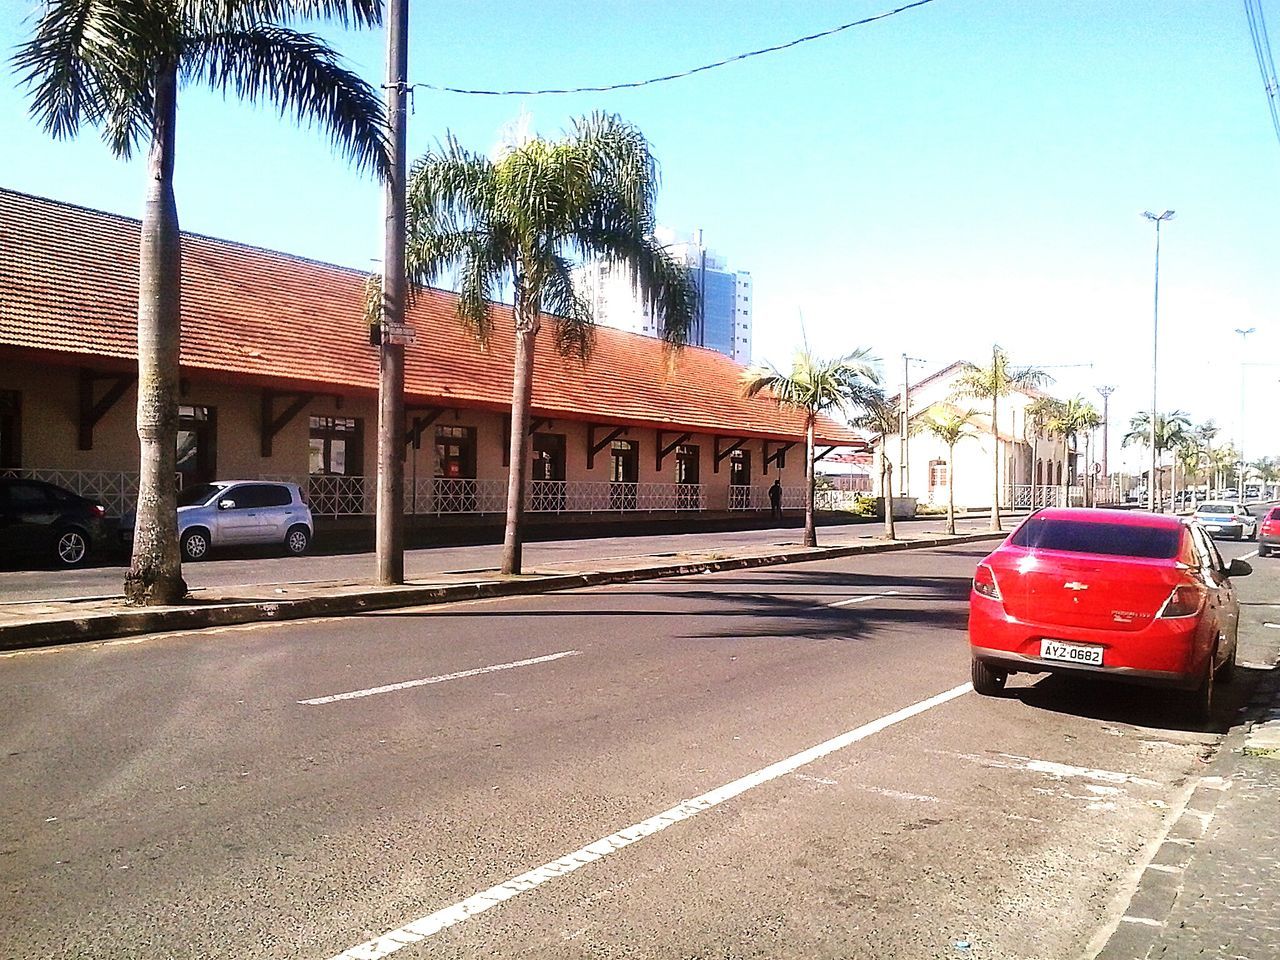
top-left (0, 538), bottom-right (1273, 959)
top-left (0, 514), bottom-right (993, 603)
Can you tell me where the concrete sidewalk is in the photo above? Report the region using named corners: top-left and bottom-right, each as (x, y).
top-left (0, 528), bottom-right (1007, 651)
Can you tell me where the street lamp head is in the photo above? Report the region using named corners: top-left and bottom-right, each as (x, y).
top-left (1234, 327), bottom-right (1256, 337)
top-left (1143, 210), bottom-right (1176, 222)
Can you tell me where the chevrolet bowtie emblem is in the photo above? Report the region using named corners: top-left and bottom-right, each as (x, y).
top-left (1063, 581), bottom-right (1089, 591)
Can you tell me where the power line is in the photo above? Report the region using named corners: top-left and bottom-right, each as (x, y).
top-left (408, 0), bottom-right (941, 97)
top-left (1244, 0), bottom-right (1280, 146)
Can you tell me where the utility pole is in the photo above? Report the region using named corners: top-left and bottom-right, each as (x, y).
top-left (375, 0), bottom-right (409, 585)
top-left (1096, 385), bottom-right (1114, 502)
top-left (1143, 210), bottom-right (1174, 513)
top-left (1234, 327), bottom-right (1255, 501)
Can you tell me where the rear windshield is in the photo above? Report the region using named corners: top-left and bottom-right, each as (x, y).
top-left (1197, 504), bottom-right (1235, 515)
top-left (1009, 517), bottom-right (1181, 559)
top-left (1270, 507), bottom-right (1280, 521)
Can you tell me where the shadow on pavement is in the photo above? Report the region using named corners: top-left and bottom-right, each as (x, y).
top-left (998, 665), bottom-right (1266, 736)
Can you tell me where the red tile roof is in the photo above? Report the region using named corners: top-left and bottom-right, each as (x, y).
top-left (0, 188), bottom-right (865, 448)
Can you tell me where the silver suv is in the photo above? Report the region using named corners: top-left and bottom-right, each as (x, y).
top-left (173, 481), bottom-right (313, 560)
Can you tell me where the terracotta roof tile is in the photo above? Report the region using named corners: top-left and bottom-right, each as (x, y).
top-left (0, 188), bottom-right (866, 447)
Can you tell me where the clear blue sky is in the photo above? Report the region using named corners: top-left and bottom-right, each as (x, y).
top-left (2, 0), bottom-right (1277, 467)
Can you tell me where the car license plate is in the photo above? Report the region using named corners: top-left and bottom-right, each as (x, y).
top-left (1204, 524), bottom-right (1223, 532)
top-left (1040, 639), bottom-right (1104, 666)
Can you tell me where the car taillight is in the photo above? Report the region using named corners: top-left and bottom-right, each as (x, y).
top-left (973, 563), bottom-right (1002, 600)
top-left (1158, 583), bottom-right (1204, 619)
top-left (92, 504), bottom-right (106, 518)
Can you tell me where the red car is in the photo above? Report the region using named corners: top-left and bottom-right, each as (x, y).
top-left (1259, 505), bottom-right (1280, 557)
top-left (968, 508), bottom-right (1252, 717)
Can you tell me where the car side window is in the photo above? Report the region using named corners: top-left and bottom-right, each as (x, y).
top-left (221, 486), bottom-right (256, 510)
top-left (257, 485), bottom-right (293, 508)
top-left (1188, 526), bottom-right (1217, 577)
top-left (8, 482), bottom-right (51, 508)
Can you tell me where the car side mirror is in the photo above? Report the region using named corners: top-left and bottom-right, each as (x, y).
top-left (1226, 558), bottom-right (1252, 578)
top-left (218, 499), bottom-right (236, 510)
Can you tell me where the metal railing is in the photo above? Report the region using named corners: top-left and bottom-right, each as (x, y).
top-left (0, 468), bottom-right (182, 518)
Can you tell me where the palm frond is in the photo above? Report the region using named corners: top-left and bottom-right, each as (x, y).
top-left (183, 25), bottom-right (387, 177)
top-left (541, 255), bottom-right (594, 360)
top-left (182, 0), bottom-right (382, 31)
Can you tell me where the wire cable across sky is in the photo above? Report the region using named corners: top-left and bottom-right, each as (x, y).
top-left (410, 0), bottom-right (940, 97)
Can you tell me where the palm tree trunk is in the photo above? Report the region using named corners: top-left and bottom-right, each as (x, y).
top-left (882, 442), bottom-right (896, 540)
top-left (501, 292), bottom-right (538, 575)
top-left (124, 61), bottom-right (186, 606)
top-left (803, 415), bottom-right (816, 547)
top-left (946, 441), bottom-right (956, 535)
top-left (990, 395), bottom-right (1001, 531)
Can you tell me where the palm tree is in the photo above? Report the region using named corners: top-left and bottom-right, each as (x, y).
top-left (743, 349), bottom-right (880, 548)
top-left (1122, 410), bottom-right (1191, 510)
top-left (405, 114), bottom-right (697, 574)
top-left (921, 407), bottom-right (978, 535)
top-left (1206, 443), bottom-right (1239, 494)
top-left (1024, 396), bottom-right (1064, 509)
top-left (1175, 440), bottom-right (1204, 513)
top-left (951, 346), bottom-right (1051, 530)
top-left (15, 1), bottom-right (387, 605)
top-left (1048, 397), bottom-right (1102, 507)
top-left (852, 390), bottom-right (907, 541)
top-left (1251, 456), bottom-right (1280, 499)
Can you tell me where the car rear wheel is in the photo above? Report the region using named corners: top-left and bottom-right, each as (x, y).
top-left (1260, 544), bottom-right (1271, 557)
top-left (971, 657), bottom-right (1007, 697)
top-left (181, 528), bottom-right (211, 562)
top-left (55, 528), bottom-right (89, 567)
top-left (1216, 640), bottom-right (1238, 684)
top-left (1187, 656), bottom-right (1214, 723)
top-left (285, 525), bottom-right (311, 556)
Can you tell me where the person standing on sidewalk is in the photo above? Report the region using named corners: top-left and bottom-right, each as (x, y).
top-left (768, 478), bottom-right (783, 521)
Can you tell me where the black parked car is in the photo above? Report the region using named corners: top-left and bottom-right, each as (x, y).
top-left (0, 478), bottom-right (110, 567)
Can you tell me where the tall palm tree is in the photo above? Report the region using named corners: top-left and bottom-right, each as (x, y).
top-left (405, 113), bottom-right (697, 574)
top-left (1206, 443), bottom-right (1238, 493)
top-left (743, 349), bottom-right (880, 548)
top-left (1122, 410), bottom-right (1191, 511)
top-left (951, 346), bottom-right (1051, 531)
top-left (921, 406), bottom-right (978, 535)
top-left (1048, 397), bottom-right (1102, 507)
top-left (1250, 456), bottom-right (1280, 499)
top-left (1175, 440), bottom-right (1204, 512)
top-left (1024, 396), bottom-right (1064, 509)
top-left (852, 389), bottom-right (907, 541)
top-left (15, 0), bottom-right (387, 605)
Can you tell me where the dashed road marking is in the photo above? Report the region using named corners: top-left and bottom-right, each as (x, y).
top-left (326, 681), bottom-right (974, 959)
top-left (827, 590), bottom-right (899, 608)
top-left (1119, 916), bottom-right (1166, 927)
top-left (298, 650), bottom-right (581, 705)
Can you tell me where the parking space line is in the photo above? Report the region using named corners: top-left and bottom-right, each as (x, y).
top-left (326, 681), bottom-right (973, 959)
top-left (298, 650), bottom-right (581, 705)
top-left (827, 591), bottom-right (899, 609)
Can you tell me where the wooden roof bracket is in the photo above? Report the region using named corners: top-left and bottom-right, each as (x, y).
top-left (405, 407), bottom-right (445, 449)
top-left (260, 390), bottom-right (315, 457)
top-left (814, 445), bottom-right (838, 463)
top-left (656, 431), bottom-right (692, 471)
top-left (764, 440), bottom-right (796, 470)
top-left (587, 424), bottom-right (628, 470)
top-left (502, 416), bottom-right (554, 466)
top-left (713, 436), bottom-right (748, 473)
top-left (78, 368), bottom-right (136, 451)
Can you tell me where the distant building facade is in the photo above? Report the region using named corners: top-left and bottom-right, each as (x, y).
top-left (575, 227), bottom-right (753, 364)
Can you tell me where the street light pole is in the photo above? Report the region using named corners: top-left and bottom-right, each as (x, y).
top-left (375, 0), bottom-right (409, 585)
top-left (899, 354), bottom-right (926, 498)
top-left (1234, 327), bottom-right (1255, 500)
top-left (1143, 210), bottom-right (1174, 513)
top-left (1096, 384), bottom-right (1115, 501)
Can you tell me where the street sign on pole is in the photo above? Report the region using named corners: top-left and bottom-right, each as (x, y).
top-left (382, 322), bottom-right (415, 345)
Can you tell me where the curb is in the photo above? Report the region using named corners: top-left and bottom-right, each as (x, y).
top-left (1094, 664), bottom-right (1280, 960)
top-left (0, 532), bottom-right (1006, 651)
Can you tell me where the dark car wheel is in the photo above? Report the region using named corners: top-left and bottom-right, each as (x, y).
top-left (1187, 656), bottom-right (1214, 723)
top-left (55, 528), bottom-right (90, 567)
top-left (284, 525), bottom-right (311, 556)
top-left (181, 528), bottom-right (211, 562)
top-left (971, 657), bottom-right (1007, 697)
top-left (1260, 544), bottom-right (1272, 557)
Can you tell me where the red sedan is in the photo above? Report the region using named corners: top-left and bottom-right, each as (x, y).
top-left (968, 508), bottom-right (1252, 717)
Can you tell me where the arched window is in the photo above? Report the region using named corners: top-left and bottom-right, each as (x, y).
top-left (1056, 461), bottom-right (1063, 486)
top-left (1036, 459), bottom-right (1044, 486)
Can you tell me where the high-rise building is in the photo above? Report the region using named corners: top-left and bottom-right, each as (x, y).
top-left (574, 227), bottom-right (752, 365)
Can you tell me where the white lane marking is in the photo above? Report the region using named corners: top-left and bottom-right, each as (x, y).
top-left (327, 681), bottom-right (974, 960)
top-left (827, 590), bottom-right (899, 608)
top-left (1241, 549), bottom-right (1259, 560)
top-left (298, 651), bottom-right (581, 705)
top-left (1265, 623), bottom-right (1280, 630)
top-left (1119, 916), bottom-right (1166, 927)
top-left (793, 773), bottom-right (837, 786)
top-left (861, 786), bottom-right (942, 803)
top-left (1144, 863), bottom-right (1182, 874)
top-left (946, 751), bottom-right (1160, 788)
